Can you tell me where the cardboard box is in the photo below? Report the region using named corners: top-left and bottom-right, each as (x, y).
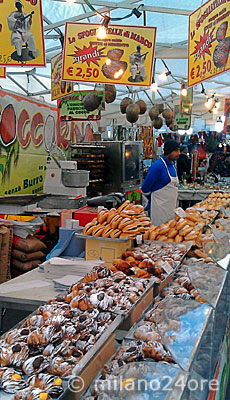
top-left (120, 287), bottom-right (154, 331)
top-left (67, 333), bottom-right (116, 399)
top-left (85, 236), bottom-right (132, 266)
top-left (0, 224), bottom-right (13, 283)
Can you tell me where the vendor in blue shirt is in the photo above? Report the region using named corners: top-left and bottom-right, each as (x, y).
top-left (142, 139), bottom-right (180, 226)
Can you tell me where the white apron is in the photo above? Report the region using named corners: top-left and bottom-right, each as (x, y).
top-left (151, 157), bottom-right (179, 226)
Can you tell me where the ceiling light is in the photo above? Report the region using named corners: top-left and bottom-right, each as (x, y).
top-left (181, 88), bottom-right (187, 97)
top-left (151, 82), bottom-right (158, 92)
top-left (186, 127), bottom-right (193, 135)
top-left (97, 26), bottom-right (106, 39)
top-left (178, 129), bottom-right (186, 135)
top-left (205, 98), bottom-right (213, 108)
top-left (159, 71), bottom-right (171, 81)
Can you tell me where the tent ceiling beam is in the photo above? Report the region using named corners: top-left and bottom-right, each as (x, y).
top-left (44, 0), bottom-right (140, 31)
top-left (7, 75), bottom-right (29, 95)
top-left (31, 74), bottom-right (49, 91)
top-left (52, 0), bottom-right (191, 16)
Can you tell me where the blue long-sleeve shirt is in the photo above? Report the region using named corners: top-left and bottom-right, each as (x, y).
top-left (141, 155), bottom-right (177, 208)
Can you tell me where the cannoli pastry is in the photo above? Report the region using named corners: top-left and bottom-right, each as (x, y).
top-left (14, 388), bottom-right (51, 400)
top-left (22, 356), bottom-right (50, 376)
top-left (22, 315), bottom-right (44, 329)
top-left (102, 359), bottom-right (126, 376)
top-left (142, 341), bottom-right (173, 362)
top-left (70, 294), bottom-right (92, 311)
top-left (0, 343), bottom-right (30, 368)
top-left (0, 368), bottom-right (27, 393)
top-left (27, 374), bottom-right (63, 397)
top-left (47, 356), bottom-right (76, 377)
top-left (96, 311), bottom-right (116, 326)
top-left (114, 342), bottom-right (143, 363)
top-left (27, 326), bottom-right (63, 347)
top-left (5, 328), bottom-right (30, 344)
top-left (134, 323), bottom-right (161, 342)
top-left (43, 340), bottom-right (71, 358)
top-left (89, 292), bottom-right (114, 311)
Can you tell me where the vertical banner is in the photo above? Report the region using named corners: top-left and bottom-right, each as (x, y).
top-left (0, 0), bottom-right (45, 66)
top-left (51, 52), bottom-right (74, 101)
top-left (180, 81), bottom-right (193, 115)
top-left (188, 0), bottom-right (230, 87)
top-left (137, 126), bottom-right (154, 159)
top-left (0, 68), bottom-right (6, 78)
top-left (62, 23), bottom-right (156, 86)
top-left (173, 105), bottom-right (191, 130)
top-left (224, 98), bottom-right (230, 134)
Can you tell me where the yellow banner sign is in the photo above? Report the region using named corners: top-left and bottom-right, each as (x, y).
top-left (62, 23), bottom-right (156, 86)
top-left (0, 68), bottom-right (6, 78)
top-left (188, 0), bottom-right (230, 87)
top-left (51, 52), bottom-right (74, 101)
top-left (0, 0), bottom-right (45, 66)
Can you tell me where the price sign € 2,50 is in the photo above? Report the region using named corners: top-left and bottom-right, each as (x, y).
top-left (188, 0), bottom-right (230, 87)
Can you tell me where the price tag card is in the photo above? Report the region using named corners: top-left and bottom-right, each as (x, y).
top-left (174, 207), bottom-right (186, 219)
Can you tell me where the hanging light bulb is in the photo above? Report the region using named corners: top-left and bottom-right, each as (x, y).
top-left (151, 82), bottom-right (158, 92)
top-left (159, 71), bottom-right (168, 81)
top-left (178, 129), bottom-right (186, 135)
top-left (106, 58), bottom-right (111, 65)
top-left (97, 26), bottom-right (106, 39)
top-left (213, 106), bottom-right (218, 114)
top-left (205, 98), bottom-right (213, 109)
top-left (215, 100), bottom-right (220, 109)
top-left (181, 88), bottom-right (188, 97)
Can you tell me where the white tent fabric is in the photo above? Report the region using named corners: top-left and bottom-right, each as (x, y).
top-left (0, 0), bottom-right (229, 126)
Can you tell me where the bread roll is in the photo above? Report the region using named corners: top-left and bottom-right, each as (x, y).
top-left (175, 234), bottom-right (183, 243)
top-left (179, 225), bottom-right (193, 236)
top-left (168, 228), bottom-right (178, 238)
top-left (149, 230), bottom-right (158, 240)
top-left (176, 219), bottom-right (187, 230)
top-left (110, 229), bottom-right (121, 238)
top-left (117, 200), bottom-right (130, 213)
top-left (111, 215), bottom-right (123, 229)
top-left (92, 225), bottom-right (104, 236)
top-left (158, 224), bottom-right (170, 235)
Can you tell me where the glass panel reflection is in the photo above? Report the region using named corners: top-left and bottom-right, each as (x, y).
top-left (187, 262), bottom-right (227, 306)
top-left (155, 298), bottom-right (210, 371)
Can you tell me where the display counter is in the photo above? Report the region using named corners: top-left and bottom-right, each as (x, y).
top-left (1, 195), bottom-right (230, 400)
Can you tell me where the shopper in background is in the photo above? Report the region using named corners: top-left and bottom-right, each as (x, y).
top-left (141, 140), bottom-right (180, 226)
top-left (177, 145), bottom-right (191, 182)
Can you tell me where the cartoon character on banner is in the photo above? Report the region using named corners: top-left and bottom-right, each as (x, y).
top-left (7, 0), bottom-right (38, 62)
top-left (128, 45), bottom-right (148, 82)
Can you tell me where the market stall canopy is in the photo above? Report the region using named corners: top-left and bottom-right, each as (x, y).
top-left (1, 0), bottom-right (230, 120)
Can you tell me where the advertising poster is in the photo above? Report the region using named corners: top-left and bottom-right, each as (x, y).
top-left (62, 23), bottom-right (156, 86)
top-left (188, 0), bottom-right (230, 87)
top-left (51, 52), bottom-right (74, 101)
top-left (173, 105), bottom-right (191, 130)
top-left (180, 81), bottom-right (193, 115)
top-left (0, 68), bottom-right (6, 78)
top-left (224, 98), bottom-right (230, 134)
top-left (57, 90), bottom-right (105, 122)
top-left (0, 0), bottom-right (45, 66)
top-left (0, 89), bottom-right (97, 196)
